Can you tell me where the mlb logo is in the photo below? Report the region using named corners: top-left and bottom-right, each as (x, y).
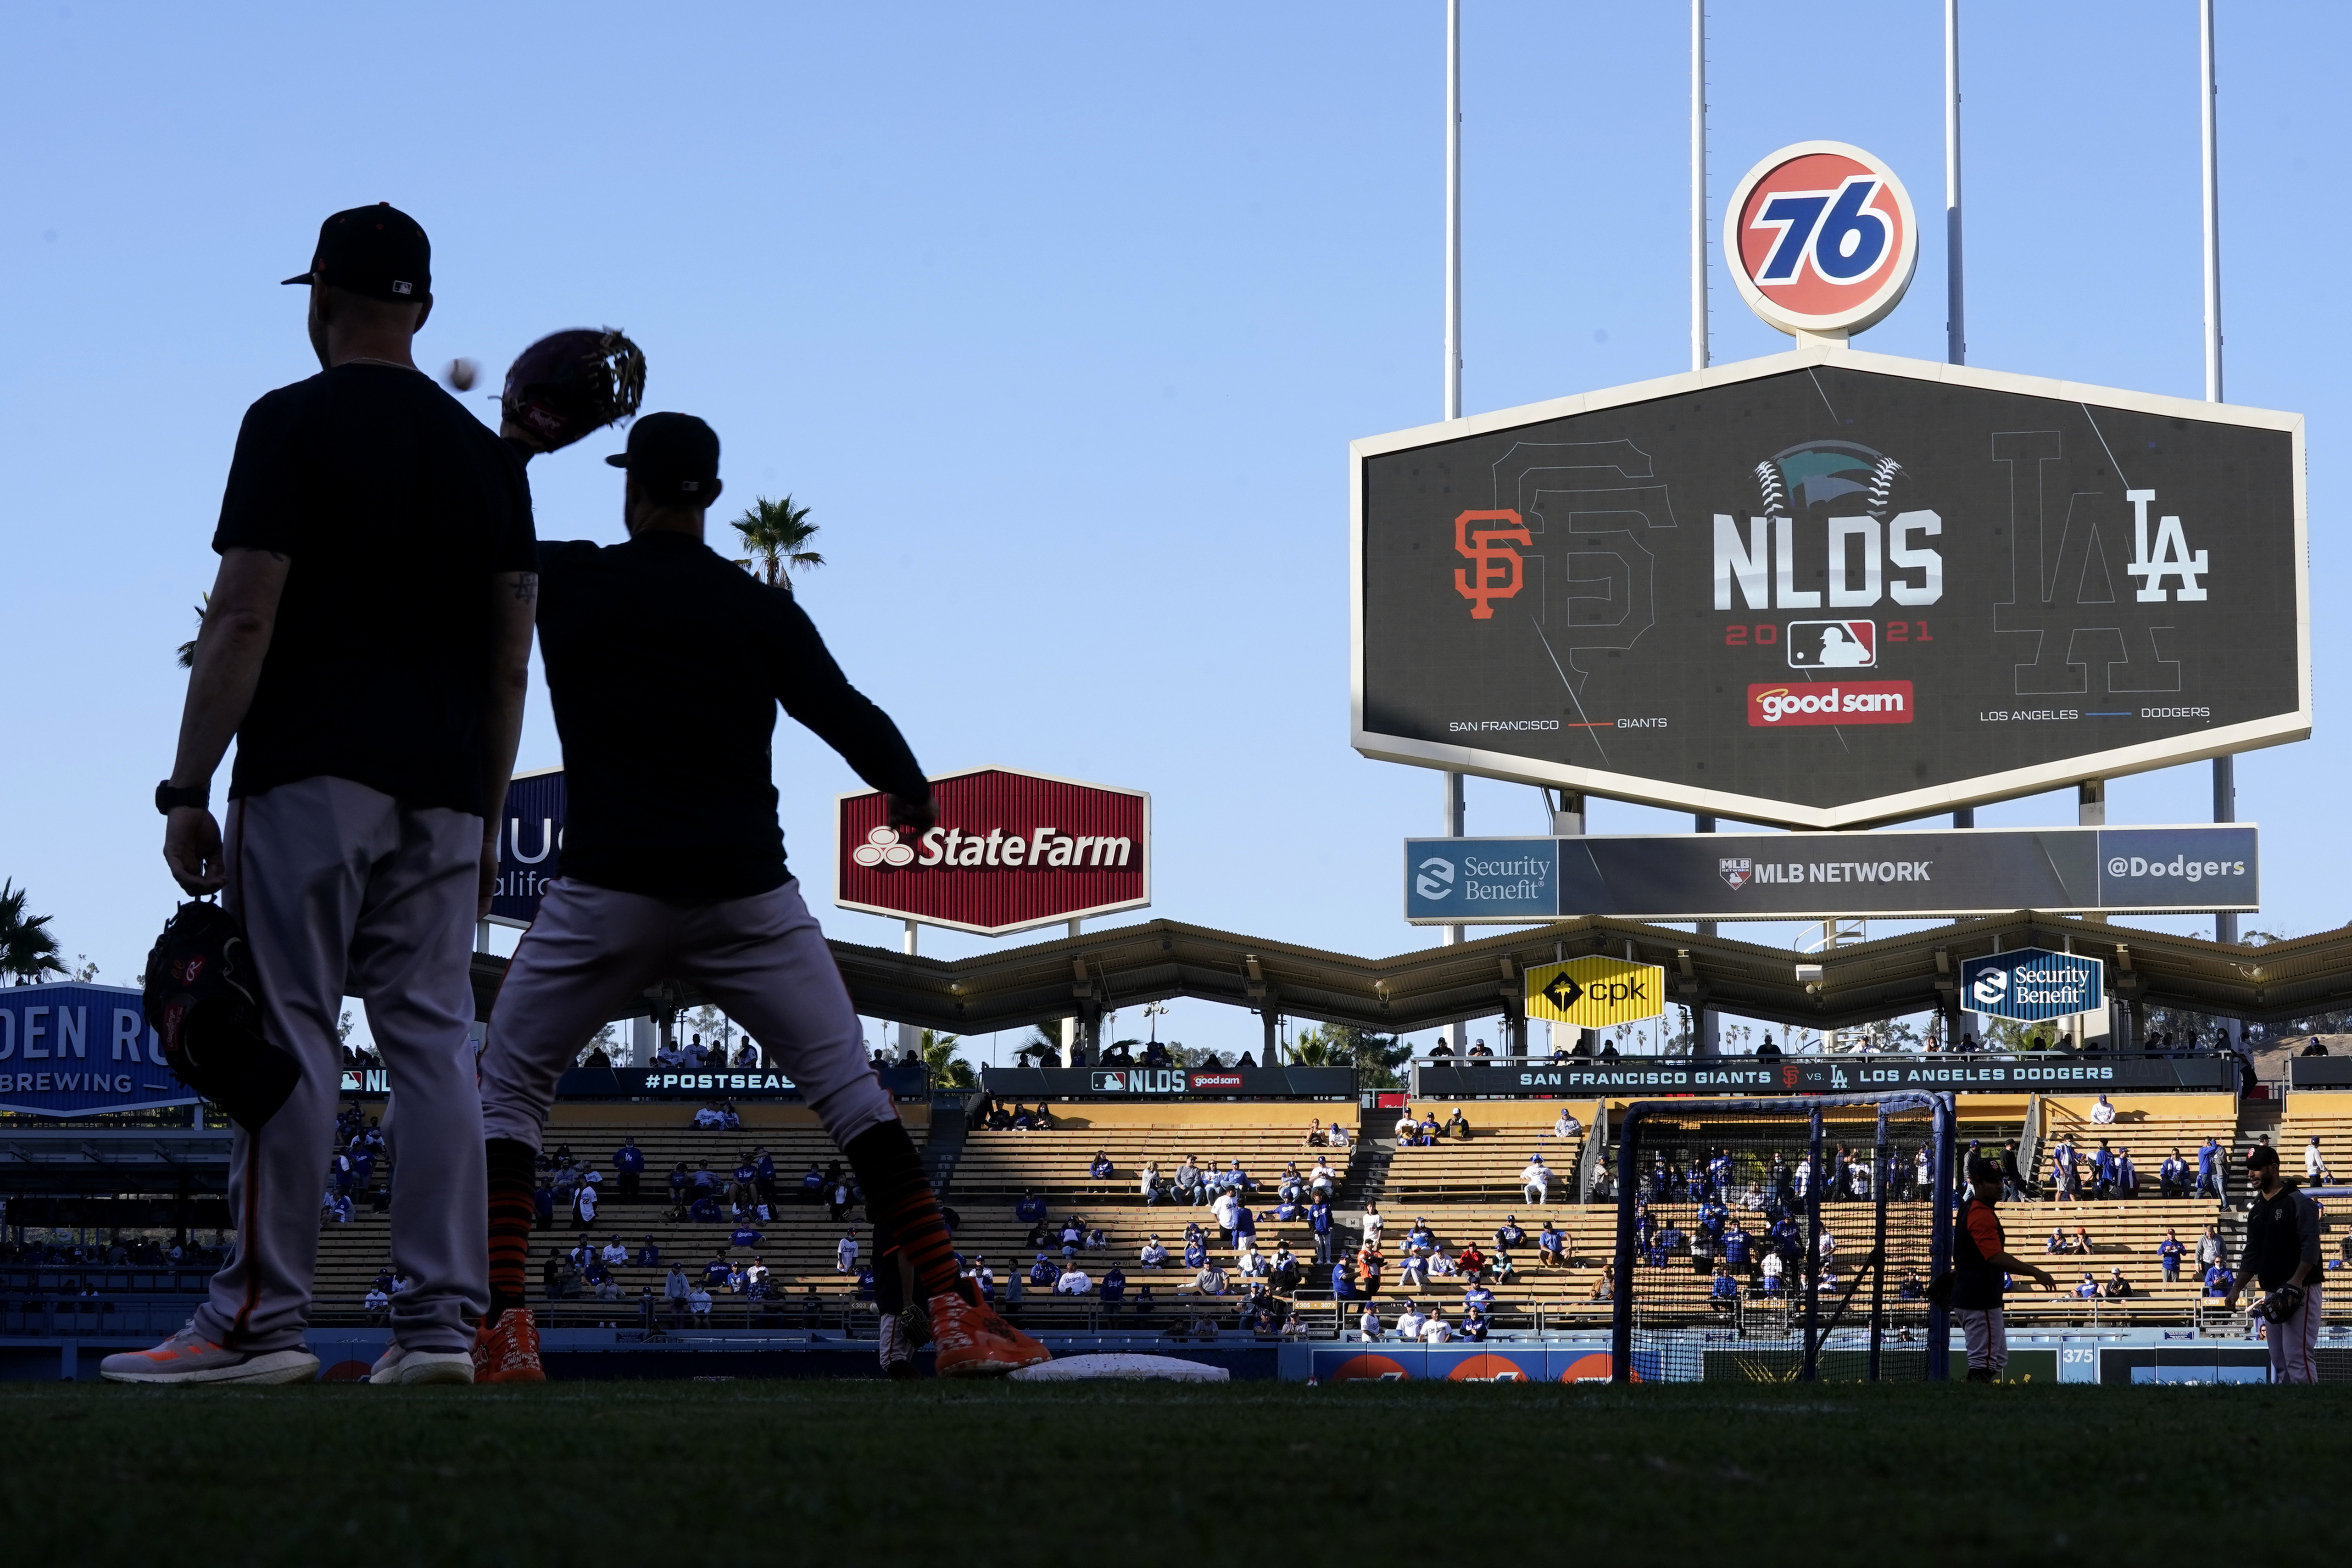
top-left (391, 280), bottom-right (413, 295)
top-left (1719, 858), bottom-right (1754, 890)
top-left (1786, 619), bottom-right (1877, 669)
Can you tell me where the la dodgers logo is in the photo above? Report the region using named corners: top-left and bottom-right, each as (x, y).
top-left (1726, 142), bottom-right (1918, 337)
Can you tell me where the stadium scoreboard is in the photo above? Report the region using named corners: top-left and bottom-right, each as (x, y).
top-left (1351, 348), bottom-right (2307, 828)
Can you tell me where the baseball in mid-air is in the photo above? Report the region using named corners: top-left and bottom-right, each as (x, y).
top-left (445, 357), bottom-right (480, 392)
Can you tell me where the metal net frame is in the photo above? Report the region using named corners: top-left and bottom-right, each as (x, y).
top-left (1609, 1092), bottom-right (1956, 1384)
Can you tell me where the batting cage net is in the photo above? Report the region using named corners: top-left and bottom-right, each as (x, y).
top-left (1609, 1092), bottom-right (1955, 1384)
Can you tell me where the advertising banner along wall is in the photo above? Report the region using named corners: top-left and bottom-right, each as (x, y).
top-left (1410, 1055), bottom-right (2233, 1099)
top-left (0, 982), bottom-right (193, 1117)
top-left (981, 1066), bottom-right (1356, 1099)
top-left (487, 765), bottom-right (565, 929)
top-left (1403, 824), bottom-right (2256, 922)
top-left (1353, 349), bottom-right (2307, 828)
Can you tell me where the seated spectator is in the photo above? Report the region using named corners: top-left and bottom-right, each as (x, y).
top-left (1304, 1118), bottom-right (1327, 1148)
top-left (1552, 1107), bottom-right (1584, 1141)
top-left (1710, 1266), bottom-right (1739, 1313)
top-left (1403, 1219), bottom-right (1436, 1258)
top-left (1521, 1155), bottom-right (1553, 1205)
top-left (1139, 1162), bottom-right (1165, 1205)
top-left (1139, 1234), bottom-right (1170, 1269)
top-left (2073, 1274), bottom-right (2099, 1300)
top-left (1898, 1267), bottom-right (1924, 1300)
top-left (1399, 1250), bottom-right (1428, 1291)
top-left (1100, 1266), bottom-right (1127, 1310)
top-left (1310, 1159), bottom-right (1338, 1200)
top-left (1028, 1253), bottom-right (1056, 1288)
top-left (2045, 1228), bottom-right (2068, 1255)
top-left (1182, 1228), bottom-right (1209, 1271)
top-left (1058, 1216), bottom-right (1085, 1254)
top-left (1084, 1224), bottom-right (1109, 1251)
top-left (701, 1254), bottom-right (730, 1287)
top-left (1538, 1222), bottom-right (1566, 1267)
top-left (1055, 1262), bottom-right (1093, 1296)
top-left (2068, 1227), bottom-right (2093, 1256)
top-left (1237, 1243), bottom-right (1269, 1279)
top-left (2157, 1228), bottom-right (2185, 1282)
top-left (1393, 1107), bottom-right (1419, 1143)
top-left (1394, 1301), bottom-right (1427, 1340)
top-left (1455, 1242), bottom-right (1488, 1285)
top-left (1494, 1216), bottom-right (1527, 1250)
top-left (687, 1194), bottom-right (721, 1224)
top-left (1089, 1150), bottom-right (1114, 1180)
top-left (1426, 1249), bottom-right (1457, 1281)
top-left (730, 1223), bottom-right (764, 1250)
top-left (1182, 1262), bottom-right (1229, 1297)
top-left (1010, 1104), bottom-right (1034, 1132)
top-left (363, 1284), bottom-right (390, 1322)
top-left (1490, 1249), bottom-right (1517, 1285)
top-left (1461, 1306), bottom-right (1490, 1342)
top-left (2101, 1267), bottom-right (2133, 1299)
top-left (1759, 1253), bottom-right (1784, 1294)
top-left (601, 1238), bottom-right (629, 1268)
top-left (1417, 1114), bottom-right (1440, 1146)
top-left (1172, 1157), bottom-right (1204, 1205)
top-left (1463, 1281), bottom-right (1495, 1315)
top-left (1270, 1246), bottom-right (1302, 1295)
top-left (2089, 1093), bottom-right (2117, 1126)
top-left (635, 1235), bottom-right (660, 1268)
top-left (1326, 1121), bottom-right (1351, 1149)
top-left (1444, 1107), bottom-right (1471, 1140)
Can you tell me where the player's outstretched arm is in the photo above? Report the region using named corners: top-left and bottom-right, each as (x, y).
top-left (764, 594), bottom-right (932, 814)
top-left (162, 546), bottom-right (290, 893)
top-left (1988, 1251), bottom-right (2053, 1289)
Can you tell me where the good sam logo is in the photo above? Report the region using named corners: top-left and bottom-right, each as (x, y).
top-left (1749, 681), bottom-right (1913, 727)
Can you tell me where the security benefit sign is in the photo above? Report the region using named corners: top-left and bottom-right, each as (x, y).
top-left (1961, 948), bottom-right (2104, 1022)
top-left (1404, 824), bottom-right (2257, 922)
top-left (0, 983), bottom-right (195, 1117)
top-left (1524, 956), bottom-right (1666, 1028)
top-left (837, 766), bottom-right (1150, 937)
top-left (1351, 351), bottom-right (2307, 829)
top-left (486, 765), bottom-right (565, 928)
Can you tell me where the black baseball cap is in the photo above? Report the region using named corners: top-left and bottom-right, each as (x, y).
top-left (281, 203), bottom-right (430, 304)
top-left (606, 412), bottom-right (720, 500)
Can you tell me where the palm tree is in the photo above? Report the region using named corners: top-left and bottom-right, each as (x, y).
top-left (921, 1028), bottom-right (976, 1089)
top-left (0, 881), bottom-right (66, 986)
top-left (175, 594), bottom-right (210, 669)
top-left (730, 495), bottom-right (823, 587)
top-left (1013, 1026), bottom-right (1063, 1067)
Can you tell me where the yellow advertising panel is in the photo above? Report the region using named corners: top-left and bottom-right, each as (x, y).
top-left (1525, 955), bottom-right (1666, 1027)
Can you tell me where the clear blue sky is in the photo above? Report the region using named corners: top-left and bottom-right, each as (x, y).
top-left (3, 3), bottom-right (2344, 1067)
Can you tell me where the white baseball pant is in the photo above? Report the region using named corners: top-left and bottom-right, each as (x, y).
top-left (2268, 1285), bottom-right (2323, 1385)
top-left (200, 777), bottom-right (487, 1355)
top-left (480, 876), bottom-right (895, 1152)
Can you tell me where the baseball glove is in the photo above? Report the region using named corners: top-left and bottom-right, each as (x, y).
top-left (2254, 1282), bottom-right (2307, 1324)
top-left (500, 328), bottom-right (647, 452)
top-left (142, 899), bottom-right (301, 1131)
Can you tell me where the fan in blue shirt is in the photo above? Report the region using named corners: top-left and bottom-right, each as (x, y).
top-left (1463, 1283), bottom-right (1495, 1313)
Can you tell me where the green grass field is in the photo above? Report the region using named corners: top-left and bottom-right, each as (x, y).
top-left (6, 1380), bottom-right (2348, 1564)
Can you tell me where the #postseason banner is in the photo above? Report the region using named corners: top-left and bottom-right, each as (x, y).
top-left (1353, 350), bottom-right (2306, 828)
top-left (1404, 824), bottom-right (2256, 922)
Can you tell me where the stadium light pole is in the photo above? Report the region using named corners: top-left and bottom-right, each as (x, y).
top-left (1945, 0), bottom-right (1976, 835)
top-left (1441, 0), bottom-right (1469, 1053)
top-left (2200, 0), bottom-right (2239, 954)
top-left (1686, 1), bottom-right (1723, 1059)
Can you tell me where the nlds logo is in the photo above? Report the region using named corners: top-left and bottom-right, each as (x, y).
top-left (1727, 142), bottom-right (1918, 337)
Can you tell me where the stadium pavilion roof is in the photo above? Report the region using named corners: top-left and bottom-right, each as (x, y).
top-left (468, 912), bottom-right (2352, 1037)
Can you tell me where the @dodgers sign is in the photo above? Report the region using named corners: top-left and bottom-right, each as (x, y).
top-left (1960, 947), bottom-right (2105, 1023)
top-left (1524, 956), bottom-right (1666, 1028)
top-left (1727, 141), bottom-right (1918, 337)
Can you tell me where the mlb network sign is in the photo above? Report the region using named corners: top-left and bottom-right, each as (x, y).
top-left (1961, 948), bottom-right (2104, 1023)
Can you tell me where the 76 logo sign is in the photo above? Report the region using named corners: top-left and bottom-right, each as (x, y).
top-left (1727, 142), bottom-right (1918, 338)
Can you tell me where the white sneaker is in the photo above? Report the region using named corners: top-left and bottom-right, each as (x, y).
top-left (99, 1322), bottom-right (319, 1385)
top-left (370, 1343), bottom-right (476, 1385)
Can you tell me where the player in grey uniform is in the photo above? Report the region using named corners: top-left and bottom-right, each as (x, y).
top-left (109, 205), bottom-right (535, 1386)
top-left (469, 413), bottom-right (1045, 1380)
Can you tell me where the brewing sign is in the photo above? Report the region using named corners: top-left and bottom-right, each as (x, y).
top-left (837, 766), bottom-right (1149, 936)
top-left (1350, 348), bottom-right (2307, 829)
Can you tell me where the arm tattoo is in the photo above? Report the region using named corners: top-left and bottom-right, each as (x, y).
top-left (510, 573), bottom-right (539, 603)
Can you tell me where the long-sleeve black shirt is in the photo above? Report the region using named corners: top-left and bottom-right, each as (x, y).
top-left (2238, 1182), bottom-right (2322, 1293)
top-left (535, 531), bottom-right (926, 898)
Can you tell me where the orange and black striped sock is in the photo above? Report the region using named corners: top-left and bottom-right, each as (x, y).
top-left (486, 1137), bottom-right (538, 1323)
top-left (845, 1121), bottom-right (962, 1302)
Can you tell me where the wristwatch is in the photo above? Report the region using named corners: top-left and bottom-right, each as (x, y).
top-left (155, 780), bottom-right (209, 815)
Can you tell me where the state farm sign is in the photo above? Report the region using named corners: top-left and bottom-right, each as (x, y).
top-left (836, 766), bottom-right (1150, 936)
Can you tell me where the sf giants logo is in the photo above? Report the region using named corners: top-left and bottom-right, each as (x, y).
top-left (1453, 509), bottom-right (1529, 620)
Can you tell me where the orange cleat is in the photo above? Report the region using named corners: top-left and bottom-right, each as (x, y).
top-left (472, 1308), bottom-right (546, 1384)
top-left (931, 1283), bottom-right (1051, 1378)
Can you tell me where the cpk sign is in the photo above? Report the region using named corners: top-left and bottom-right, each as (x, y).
top-left (836, 766), bottom-right (1150, 936)
top-left (1727, 142), bottom-right (1918, 338)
